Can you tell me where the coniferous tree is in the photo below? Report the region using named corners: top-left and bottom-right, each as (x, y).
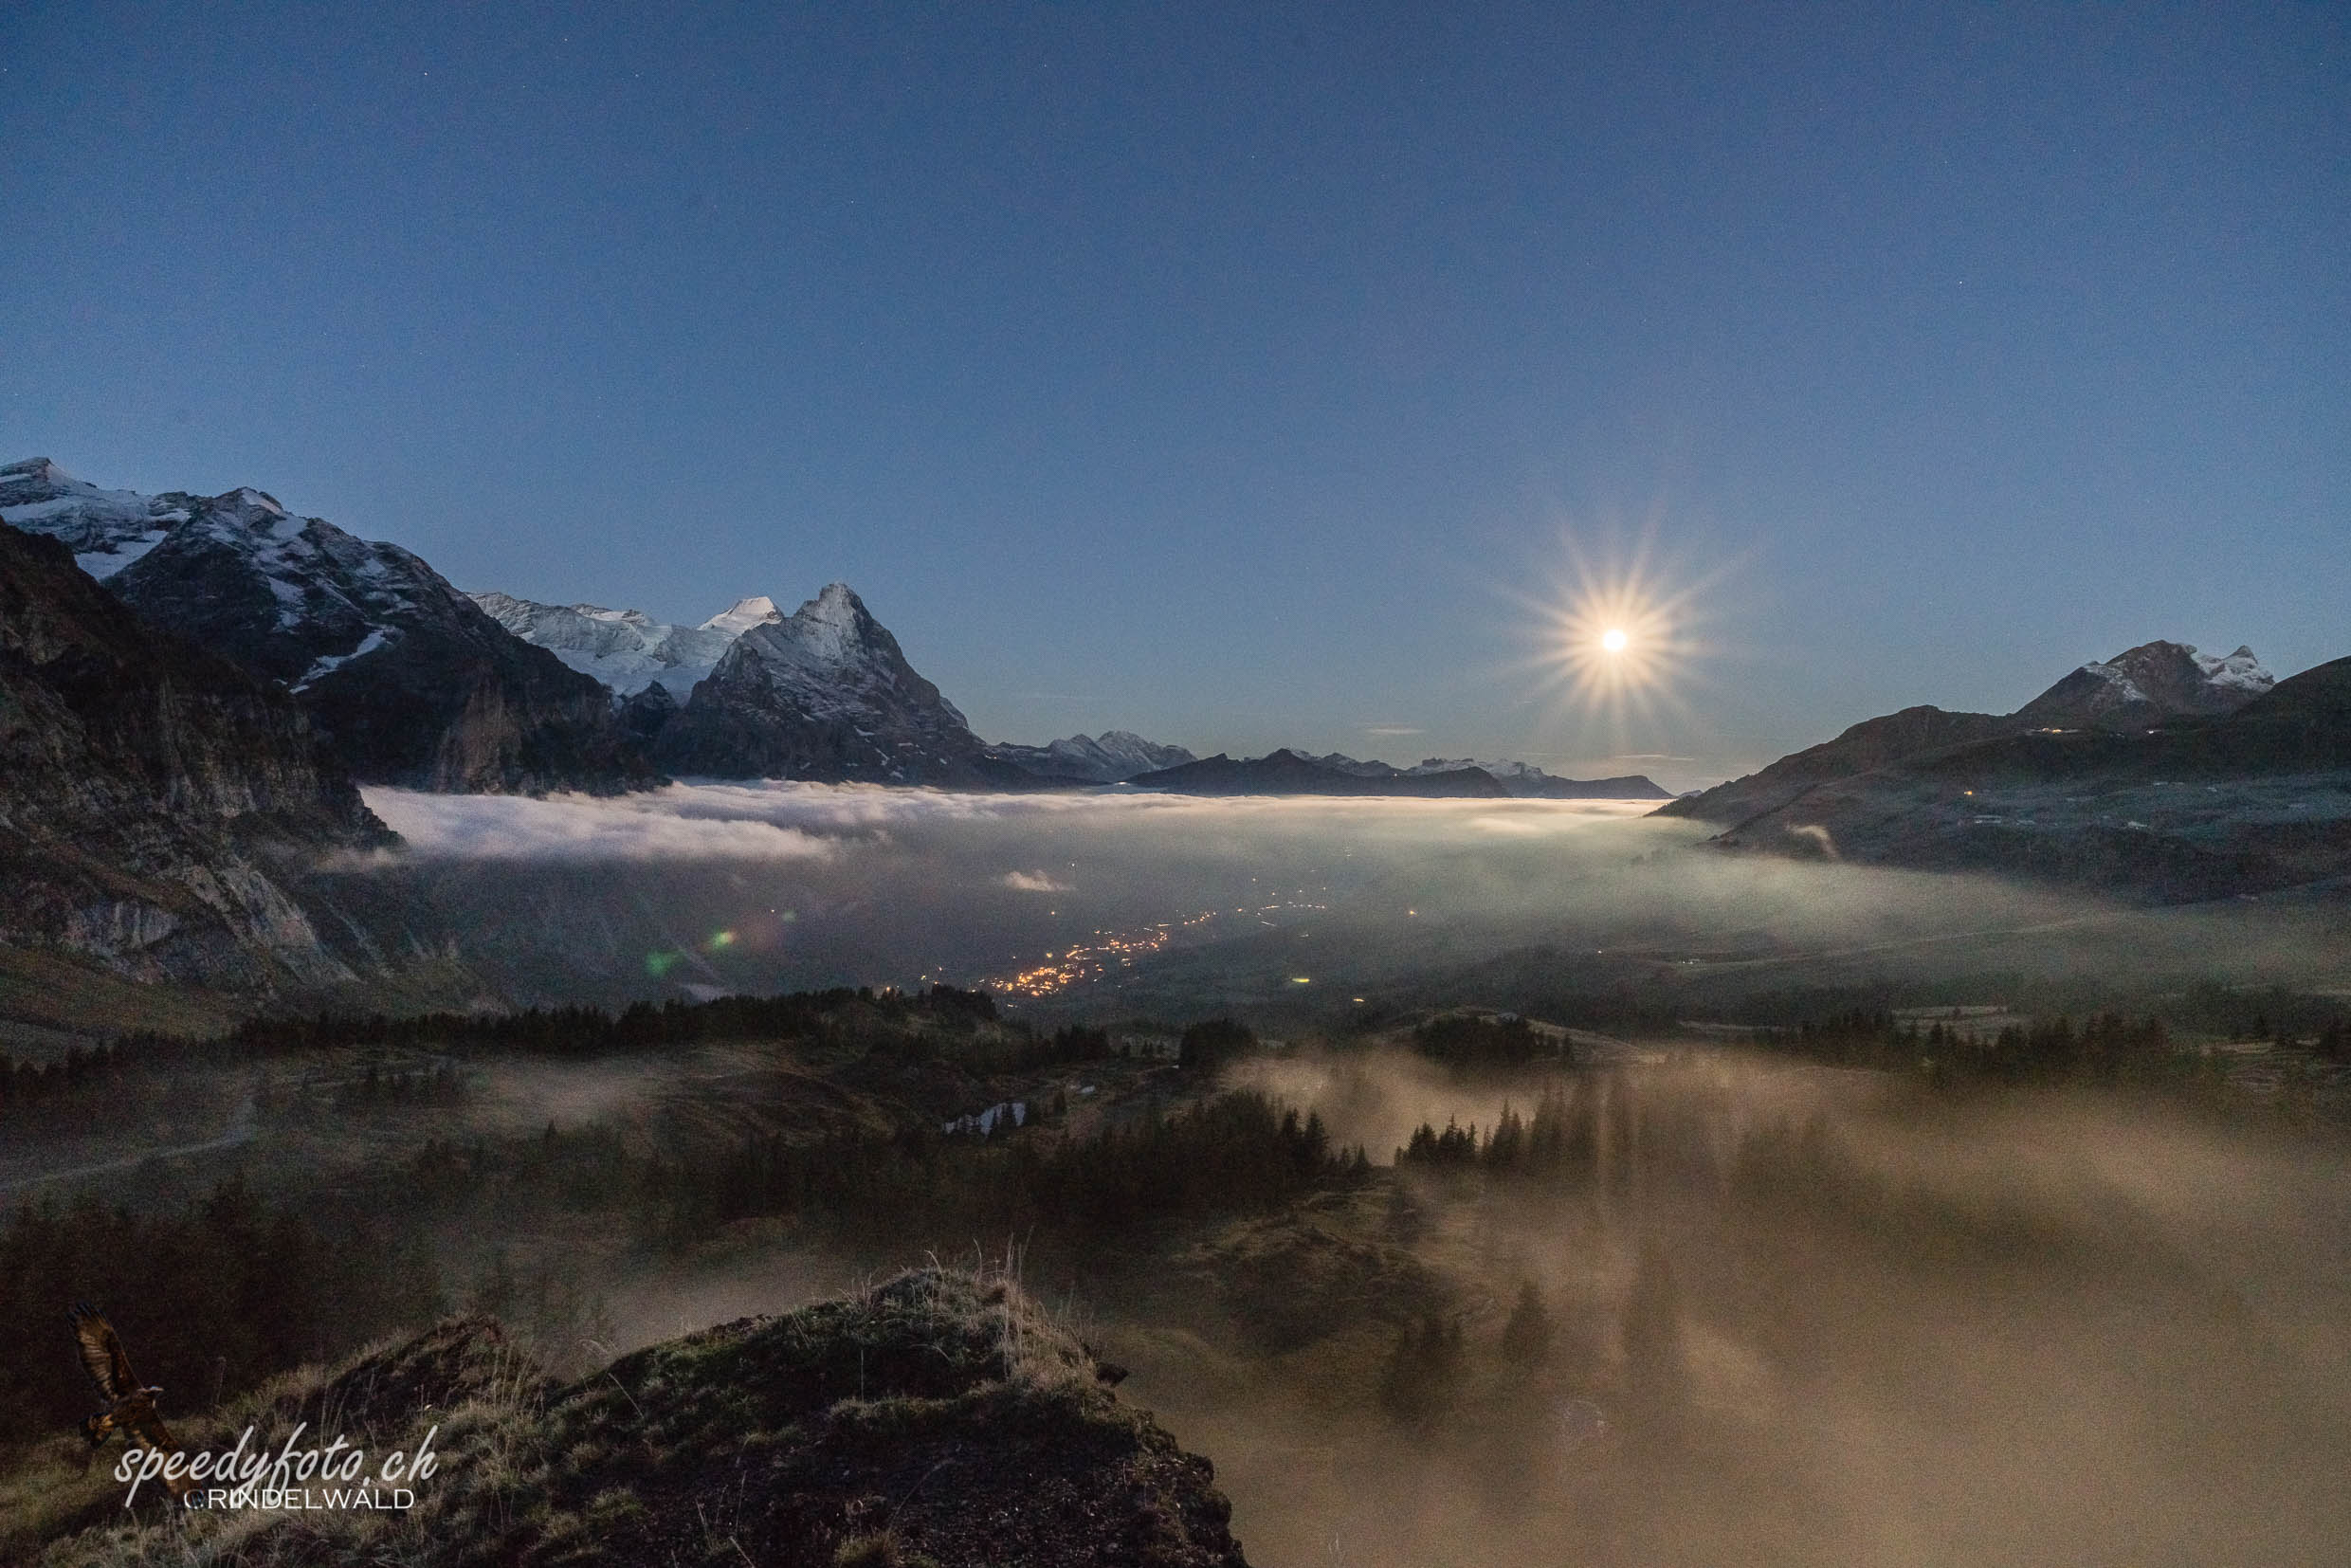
top-left (1500, 1280), bottom-right (1554, 1367)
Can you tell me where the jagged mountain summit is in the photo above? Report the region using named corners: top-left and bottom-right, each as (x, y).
top-left (469, 590), bottom-right (778, 698)
top-left (2013, 640), bottom-right (2273, 731)
top-left (0, 520), bottom-right (392, 993)
top-left (988, 730), bottom-right (1199, 783)
top-left (652, 582), bottom-right (1016, 784)
top-left (4, 461), bottom-right (655, 794)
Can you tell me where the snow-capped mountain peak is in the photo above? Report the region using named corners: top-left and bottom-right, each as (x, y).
top-left (766, 582), bottom-right (882, 665)
top-left (471, 592), bottom-right (778, 698)
top-left (2194, 644), bottom-right (2273, 697)
top-left (986, 731), bottom-right (1198, 782)
top-left (655, 581), bottom-right (991, 782)
top-left (701, 595), bottom-right (782, 636)
top-left (1, 454), bottom-right (191, 576)
top-left (2015, 639), bottom-right (2275, 729)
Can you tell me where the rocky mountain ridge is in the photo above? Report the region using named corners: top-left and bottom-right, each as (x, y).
top-left (0, 520), bottom-right (392, 991)
top-left (650, 582), bottom-right (1023, 785)
top-left (1401, 756), bottom-right (1676, 799)
top-left (469, 589), bottom-right (778, 698)
top-left (1661, 641), bottom-right (2347, 900)
top-left (5, 460), bottom-right (655, 794)
top-left (1664, 639), bottom-right (2279, 829)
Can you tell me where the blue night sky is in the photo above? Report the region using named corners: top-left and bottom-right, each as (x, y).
top-left (4, 2), bottom-right (2345, 789)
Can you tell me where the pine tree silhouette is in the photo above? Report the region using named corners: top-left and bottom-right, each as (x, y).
top-left (1500, 1281), bottom-right (1553, 1366)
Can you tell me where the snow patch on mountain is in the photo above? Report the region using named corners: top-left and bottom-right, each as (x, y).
top-left (702, 595), bottom-right (783, 637)
top-left (2196, 645), bottom-right (2274, 697)
top-left (2016, 640), bottom-right (2276, 731)
top-left (653, 584), bottom-right (996, 783)
top-left (989, 731), bottom-right (1198, 783)
top-left (2, 456), bottom-right (192, 573)
top-left (470, 591), bottom-right (771, 698)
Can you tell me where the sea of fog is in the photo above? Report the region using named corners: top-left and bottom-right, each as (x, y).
top-left (355, 784), bottom-right (2351, 1017)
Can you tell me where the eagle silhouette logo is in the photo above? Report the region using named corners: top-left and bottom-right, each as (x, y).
top-left (68, 1304), bottom-right (193, 1499)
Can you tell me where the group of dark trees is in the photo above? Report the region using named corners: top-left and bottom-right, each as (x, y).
top-left (1395, 1084), bottom-right (1599, 1176)
top-left (1412, 1013), bottom-right (1547, 1068)
top-left (1378, 1311), bottom-right (1467, 1425)
top-left (1774, 1008), bottom-right (2213, 1085)
top-left (0, 1177), bottom-right (445, 1445)
top-left (0, 1042), bottom-right (132, 1113)
top-left (332, 1059), bottom-right (465, 1108)
top-left (648, 1091), bottom-right (1368, 1246)
top-left (194, 982), bottom-right (1001, 1060)
top-left (0, 984), bottom-right (1035, 1124)
top-left (1177, 1017), bottom-right (1257, 1073)
top-left (0, 1074), bottom-right (1368, 1450)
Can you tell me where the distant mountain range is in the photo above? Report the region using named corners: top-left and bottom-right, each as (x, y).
top-left (1120, 748), bottom-right (1671, 798)
top-left (1662, 639), bottom-right (2351, 900)
top-left (1393, 757), bottom-right (1674, 799)
top-left (986, 732), bottom-right (1198, 783)
top-left (8, 458), bottom-right (1686, 805)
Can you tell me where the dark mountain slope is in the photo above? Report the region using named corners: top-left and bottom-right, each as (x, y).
top-left (103, 487), bottom-right (655, 793)
top-left (654, 583), bottom-right (1026, 785)
top-left (1690, 657), bottom-right (2351, 901)
top-left (0, 522), bottom-right (388, 988)
top-left (1656, 705), bottom-right (2017, 826)
top-left (1663, 639), bottom-right (2278, 829)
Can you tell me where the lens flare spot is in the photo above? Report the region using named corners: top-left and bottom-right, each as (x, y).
top-left (708, 929), bottom-right (737, 949)
top-left (645, 951), bottom-right (681, 977)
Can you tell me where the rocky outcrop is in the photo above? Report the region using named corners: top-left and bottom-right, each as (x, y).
top-left (0, 521), bottom-right (389, 988)
top-left (28, 1271), bottom-right (1252, 1567)
top-left (653, 583), bottom-right (1020, 784)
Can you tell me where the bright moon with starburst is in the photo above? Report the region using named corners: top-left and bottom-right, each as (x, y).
top-left (1506, 535), bottom-right (1724, 738)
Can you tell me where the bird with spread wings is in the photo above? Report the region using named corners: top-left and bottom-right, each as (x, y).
top-left (67, 1303), bottom-right (193, 1498)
